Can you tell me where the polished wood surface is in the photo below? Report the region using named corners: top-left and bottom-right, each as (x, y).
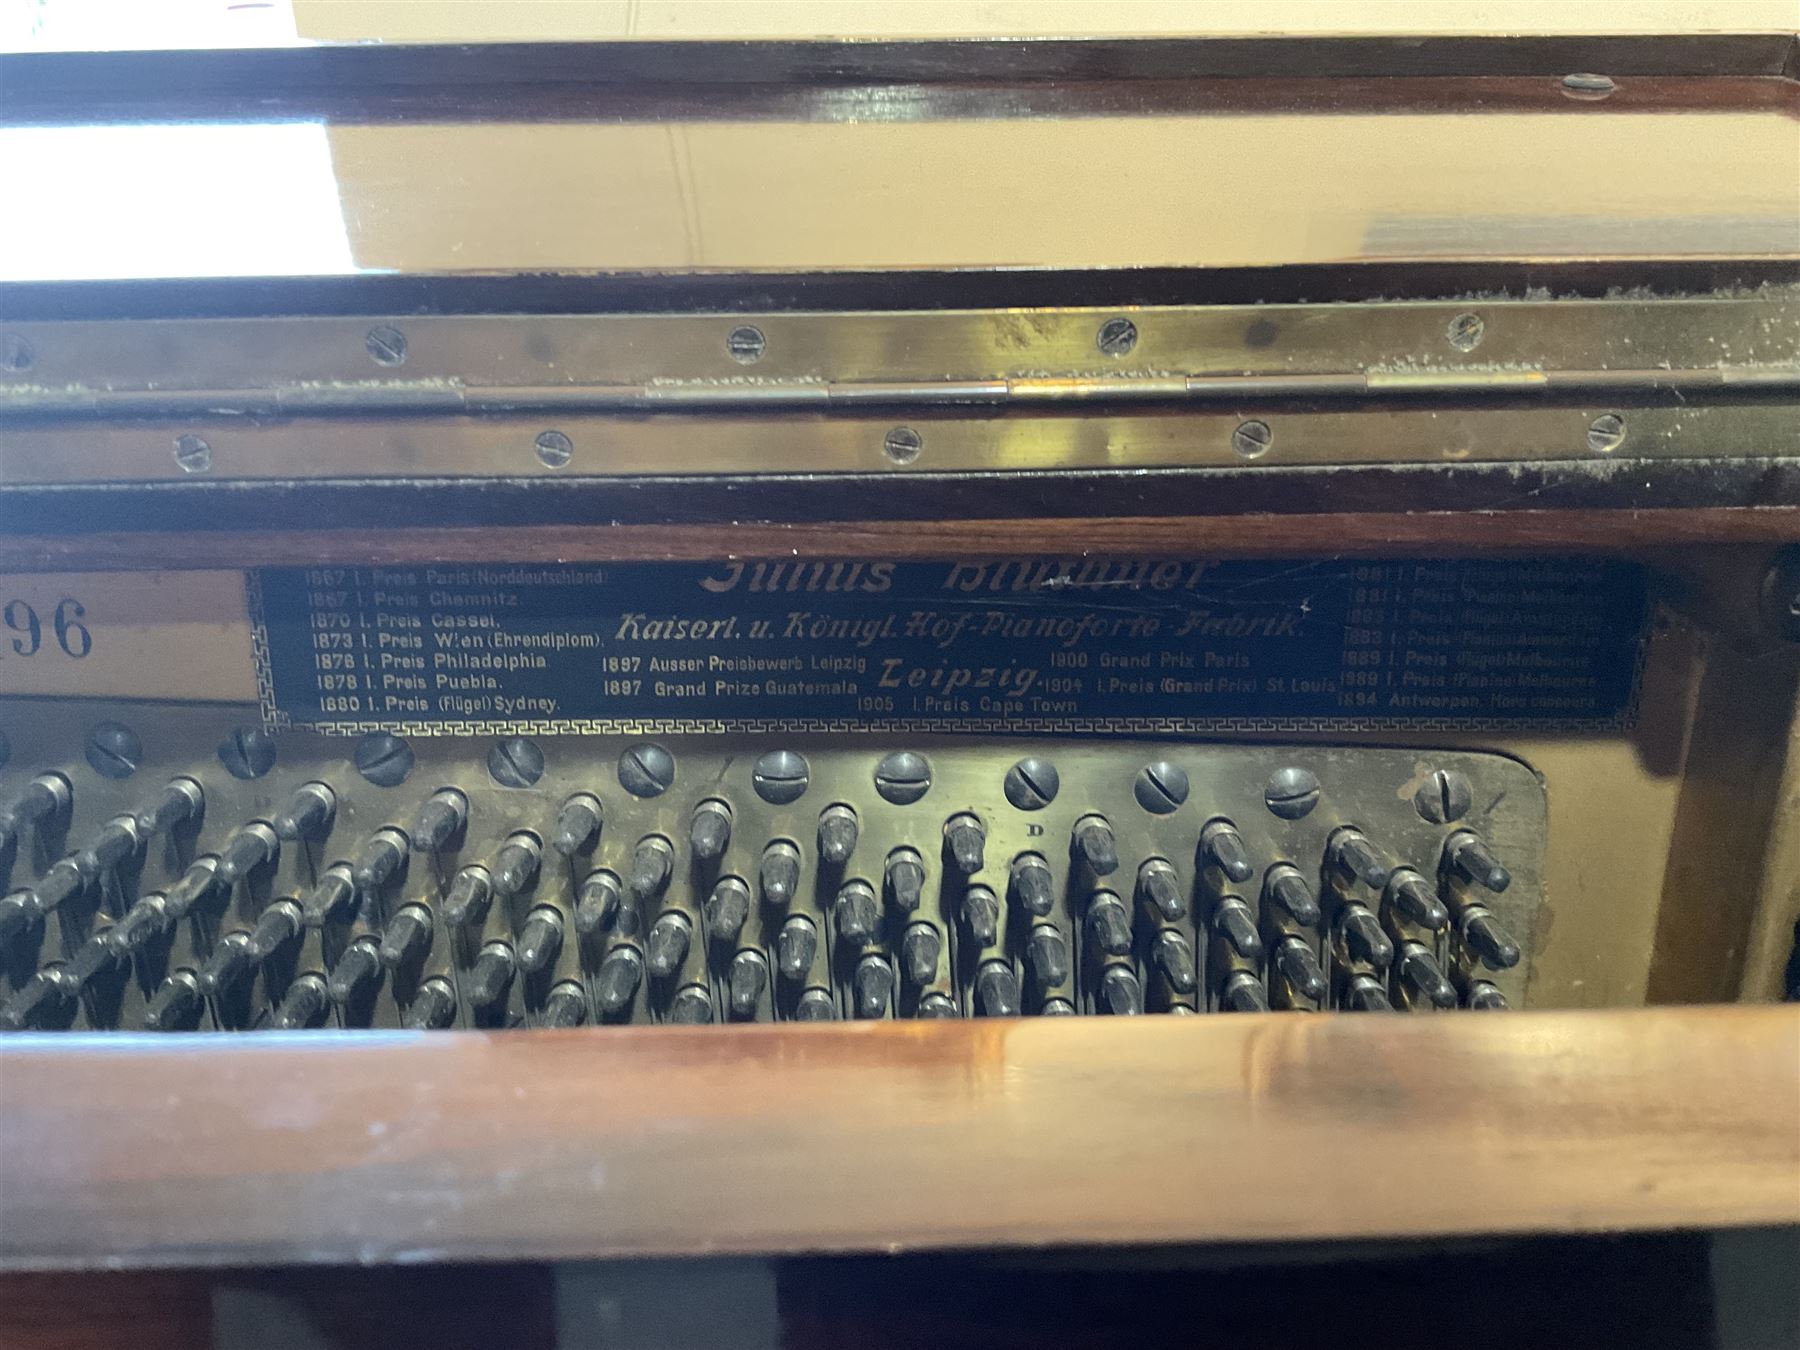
top-left (1, 1008), bottom-right (1794, 1270)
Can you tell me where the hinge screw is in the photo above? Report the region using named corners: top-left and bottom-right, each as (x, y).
top-left (365, 326), bottom-right (408, 367)
top-left (1587, 413), bottom-right (1626, 453)
top-left (1097, 318), bottom-right (1138, 357)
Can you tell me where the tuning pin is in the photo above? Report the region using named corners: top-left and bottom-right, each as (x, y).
top-left (759, 841), bottom-right (802, 908)
top-left (1026, 925), bottom-right (1070, 988)
top-left (552, 793), bottom-right (604, 858)
top-left (490, 832), bottom-right (541, 898)
top-left (1136, 860), bottom-right (1186, 923)
top-left (1446, 831), bottom-right (1512, 893)
top-left (519, 906), bottom-right (567, 976)
top-left (1042, 997), bottom-right (1078, 1017)
top-left (702, 876), bottom-right (750, 945)
top-left (1264, 865), bottom-right (1321, 926)
top-left (1386, 870), bottom-right (1449, 932)
top-left (1466, 981), bottom-right (1510, 1010)
top-left (409, 789), bottom-right (468, 853)
top-left (644, 911), bottom-right (691, 979)
top-left (466, 941), bottom-right (517, 1010)
top-left (817, 805), bottom-right (859, 866)
top-left (143, 971), bottom-right (205, 1031)
top-left (1396, 942), bottom-right (1457, 1009)
top-left (776, 915), bottom-right (818, 982)
top-left (960, 885), bottom-right (1001, 947)
top-left (667, 984), bottom-right (713, 1025)
top-left (26, 858), bottom-right (90, 918)
top-left (76, 815), bottom-right (142, 876)
top-left (1459, 906), bottom-right (1522, 970)
top-left (136, 777), bottom-right (204, 839)
top-left (164, 857), bottom-right (223, 920)
top-left (379, 904), bottom-right (433, 971)
top-left (944, 813), bottom-right (987, 875)
top-left (852, 953), bottom-right (895, 1019)
top-left (975, 960), bottom-right (1021, 1016)
top-left (1273, 936), bottom-right (1327, 1002)
top-left (1009, 854), bottom-right (1056, 918)
top-left (246, 899), bottom-right (303, 961)
top-left (687, 799), bottom-right (732, 863)
top-left (542, 980), bottom-right (588, 1027)
top-left (0, 774), bottom-right (69, 850)
top-left (105, 892), bottom-right (174, 955)
top-left (303, 864), bottom-right (357, 927)
top-left (350, 828), bottom-right (409, 894)
top-left (327, 938), bottom-right (382, 1006)
top-left (1151, 930), bottom-right (1198, 995)
top-left (885, 847), bottom-right (925, 913)
top-left (1099, 965), bottom-right (1142, 1015)
top-left (443, 865), bottom-right (495, 928)
top-left (0, 968), bottom-right (77, 1030)
top-left (917, 992), bottom-right (958, 1018)
top-left (1213, 897), bottom-right (1264, 963)
top-left (196, 931), bottom-right (256, 997)
top-left (898, 921), bottom-right (942, 986)
top-left (595, 946), bottom-right (644, 1016)
top-left (793, 987), bottom-right (836, 1021)
top-left (727, 949), bottom-right (769, 1019)
top-left (406, 977), bottom-right (459, 1029)
top-left (1200, 820), bottom-right (1255, 884)
top-left (1337, 905), bottom-right (1394, 970)
top-left (629, 836), bottom-right (674, 907)
top-left (1328, 828), bottom-right (1392, 889)
top-left (1086, 891), bottom-right (1133, 957)
top-left (1072, 816), bottom-right (1119, 876)
top-left (1220, 970), bottom-right (1269, 1013)
top-left (216, 823), bottom-right (279, 888)
top-left (832, 880), bottom-right (880, 948)
top-left (272, 783), bottom-right (336, 843)
top-left (0, 889), bottom-right (34, 941)
top-left (61, 927), bottom-right (128, 990)
top-left (272, 974), bottom-right (330, 1029)
top-left (575, 869), bottom-right (623, 937)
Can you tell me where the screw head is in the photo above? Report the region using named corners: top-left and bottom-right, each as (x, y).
top-left (84, 721), bottom-right (143, 780)
top-left (534, 429), bottom-right (573, 468)
top-left (752, 749), bottom-right (810, 804)
top-left (1561, 72), bottom-right (1616, 99)
top-left (217, 726), bottom-right (278, 781)
top-left (1447, 312), bottom-right (1485, 352)
top-left (874, 751), bottom-right (932, 805)
top-left (618, 743), bottom-right (675, 798)
top-left (883, 426), bottom-right (922, 464)
top-left (1587, 413), bottom-right (1626, 453)
top-left (1003, 758), bottom-right (1060, 810)
top-left (1264, 766), bottom-right (1321, 820)
top-left (1231, 420), bottom-right (1273, 459)
top-left (0, 335), bottom-right (33, 373)
top-left (487, 736), bottom-right (546, 789)
top-left (1133, 761), bottom-right (1189, 814)
top-left (1097, 317), bottom-right (1139, 357)
top-left (726, 325), bottom-right (766, 363)
top-left (365, 325), bottom-right (408, 367)
top-left (1414, 768), bottom-right (1474, 824)
top-left (172, 434), bottom-right (212, 473)
top-left (353, 732), bottom-right (414, 787)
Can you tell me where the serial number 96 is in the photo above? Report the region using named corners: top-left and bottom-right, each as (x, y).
top-left (2, 598), bottom-right (92, 660)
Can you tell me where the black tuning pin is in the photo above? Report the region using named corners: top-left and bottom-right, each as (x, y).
top-left (899, 921), bottom-right (942, 986)
top-left (667, 984), bottom-right (714, 1025)
top-left (196, 931), bottom-right (256, 997)
top-left (0, 889), bottom-right (34, 942)
top-left (884, 847), bottom-right (925, 913)
top-left (1327, 827), bottom-right (1393, 890)
top-left (1466, 981), bottom-right (1510, 1010)
top-left (817, 805), bottom-right (859, 866)
top-left (1336, 904), bottom-right (1394, 970)
top-left (1263, 864), bottom-right (1321, 926)
top-left (519, 906), bottom-right (567, 976)
top-left (1219, 970), bottom-right (1269, 1013)
top-left (1272, 936), bottom-right (1328, 1002)
top-left (1042, 997), bottom-right (1078, 1017)
top-left (575, 869), bottom-right (623, 937)
top-left (595, 946), bottom-right (644, 1017)
top-left (303, 864), bottom-right (357, 927)
top-left (163, 857), bottom-right (223, 920)
top-left (379, 904), bottom-right (434, 971)
top-left (1151, 930), bottom-right (1198, 995)
top-left (776, 915), bottom-right (819, 982)
top-left (327, 938), bottom-right (382, 1006)
top-left (1099, 965), bottom-right (1143, 1016)
top-left (409, 789), bottom-right (468, 853)
top-left (793, 987), bottom-right (836, 1021)
top-left (975, 960), bottom-right (1021, 1016)
top-left (216, 822), bottom-right (279, 888)
top-left (272, 783), bottom-right (336, 843)
top-left (960, 885), bottom-right (1001, 947)
top-left (1200, 820), bottom-right (1255, 884)
top-left (246, 899), bottom-right (303, 961)
top-left (1386, 869), bottom-right (1449, 932)
top-left (60, 927), bottom-right (128, 992)
top-left (1009, 854), bottom-right (1056, 918)
top-left (273, 973), bottom-right (331, 1030)
top-left (350, 828), bottom-right (410, 894)
top-left (1086, 891), bottom-right (1133, 957)
top-left (26, 857), bottom-right (91, 920)
top-left (466, 941), bottom-right (517, 1011)
top-left (552, 794), bottom-right (604, 858)
top-left (1459, 905), bottom-right (1522, 971)
top-left (0, 774), bottom-right (69, 851)
top-left (1395, 942), bottom-right (1458, 1009)
top-left (443, 865), bottom-right (495, 928)
top-left (143, 971), bottom-right (205, 1031)
top-left (1026, 924), bottom-right (1070, 988)
top-left (1445, 831), bottom-right (1512, 893)
top-left (135, 777), bottom-right (203, 839)
top-left (759, 840), bottom-right (802, 909)
top-left (702, 876), bottom-right (750, 945)
top-left (832, 880), bottom-right (880, 948)
top-left (1136, 860), bottom-right (1187, 923)
top-left (1072, 816), bottom-right (1119, 876)
top-left (490, 832), bottom-right (542, 899)
top-left (644, 911), bottom-right (692, 979)
top-left (406, 977), bottom-right (458, 1030)
top-left (944, 813), bottom-right (986, 875)
top-left (1212, 897), bottom-right (1264, 963)
top-left (0, 968), bottom-right (77, 1030)
top-left (688, 799), bottom-right (732, 863)
top-left (852, 952), bottom-right (895, 1019)
top-left (628, 836), bottom-right (674, 908)
top-left (105, 892), bottom-right (175, 955)
top-left (75, 815), bottom-right (142, 878)
top-left (542, 981), bottom-right (588, 1027)
top-left (916, 992), bottom-right (958, 1018)
top-left (727, 949), bottom-right (769, 1019)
